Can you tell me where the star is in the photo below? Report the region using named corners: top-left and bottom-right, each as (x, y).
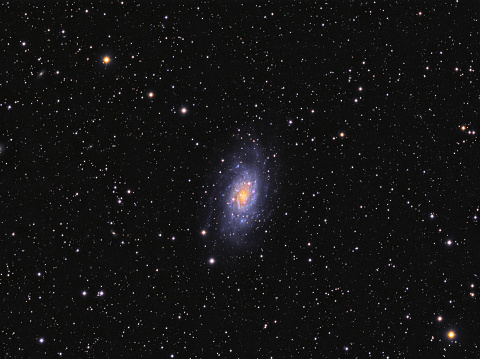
top-left (209, 258), bottom-right (215, 264)
top-left (148, 92), bottom-right (154, 98)
top-left (180, 107), bottom-right (187, 114)
top-left (103, 56), bottom-right (111, 64)
top-left (448, 330), bottom-right (455, 339)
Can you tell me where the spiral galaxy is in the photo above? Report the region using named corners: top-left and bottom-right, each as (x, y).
top-left (204, 139), bottom-right (275, 245)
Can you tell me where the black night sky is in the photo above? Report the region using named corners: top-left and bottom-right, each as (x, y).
top-left (2, 1), bottom-right (480, 358)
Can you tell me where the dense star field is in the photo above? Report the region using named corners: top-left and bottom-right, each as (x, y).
top-left (1, 1), bottom-right (480, 358)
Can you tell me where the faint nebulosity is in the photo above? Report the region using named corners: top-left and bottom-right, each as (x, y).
top-left (1, 1), bottom-right (480, 358)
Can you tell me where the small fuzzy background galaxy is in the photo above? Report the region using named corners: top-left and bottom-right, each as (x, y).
top-left (1, 1), bottom-right (480, 358)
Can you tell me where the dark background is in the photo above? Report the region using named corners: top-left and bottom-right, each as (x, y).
top-left (1, 1), bottom-right (479, 358)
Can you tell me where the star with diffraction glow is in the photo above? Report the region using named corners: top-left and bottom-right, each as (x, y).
top-left (103, 56), bottom-right (111, 64)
